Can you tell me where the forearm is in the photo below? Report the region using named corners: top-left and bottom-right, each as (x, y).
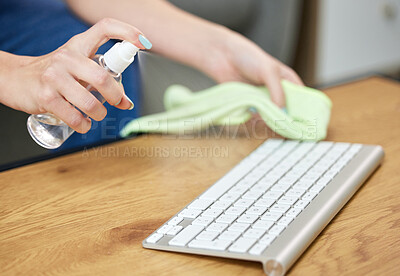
top-left (65, 0), bottom-right (301, 107)
top-left (0, 51), bottom-right (31, 110)
top-left (65, 0), bottom-right (230, 73)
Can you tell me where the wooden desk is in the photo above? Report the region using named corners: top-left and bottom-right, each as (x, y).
top-left (1, 77), bottom-right (399, 275)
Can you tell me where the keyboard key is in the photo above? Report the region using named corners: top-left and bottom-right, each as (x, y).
top-left (216, 214), bottom-right (238, 224)
top-left (304, 171), bottom-right (321, 178)
top-left (285, 188), bottom-right (305, 198)
top-left (237, 214), bottom-right (258, 224)
top-left (210, 200), bottom-right (232, 210)
top-left (242, 191), bottom-right (262, 200)
top-left (236, 179), bottom-right (255, 187)
top-left (330, 163), bottom-right (346, 172)
top-left (146, 233), bottom-right (163, 244)
top-left (244, 173), bottom-right (263, 183)
top-left (228, 185), bottom-right (248, 194)
top-left (279, 174), bottom-right (298, 183)
top-left (285, 208), bottom-right (302, 218)
top-left (202, 208), bottom-right (223, 218)
top-left (278, 177), bottom-right (297, 186)
top-left (332, 142), bottom-right (350, 152)
top-left (220, 193), bottom-right (241, 203)
top-left (229, 222), bottom-right (251, 232)
top-left (339, 153), bottom-right (353, 162)
top-left (278, 196), bottom-right (298, 205)
top-left (259, 176), bottom-right (278, 185)
top-left (263, 138), bottom-right (284, 148)
top-left (270, 183), bottom-right (291, 192)
top-left (261, 211), bottom-right (282, 221)
top-left (178, 208), bottom-right (202, 219)
top-left (188, 239), bottom-right (231, 251)
top-left (286, 169), bottom-right (304, 178)
top-left (249, 242), bottom-right (270, 255)
top-left (188, 199), bottom-right (214, 210)
top-left (270, 203), bottom-right (291, 214)
top-left (315, 177), bottom-right (331, 187)
top-left (225, 206), bottom-right (246, 216)
top-left (306, 190), bottom-right (319, 200)
top-left (277, 216), bottom-right (294, 227)
top-left (252, 219), bottom-right (274, 230)
top-left (207, 222), bottom-right (229, 233)
top-left (246, 206), bottom-right (268, 216)
top-left (308, 166), bottom-right (327, 175)
top-left (229, 237), bottom-right (257, 253)
top-left (294, 200), bottom-right (309, 210)
top-left (254, 198), bottom-right (275, 208)
top-left (218, 230), bottom-right (241, 242)
top-left (314, 141), bottom-right (333, 151)
top-left (294, 180), bottom-right (314, 190)
top-left (263, 191), bottom-right (283, 200)
top-left (250, 183), bottom-right (273, 193)
top-left (196, 230), bottom-right (219, 241)
top-left (192, 216), bottom-right (214, 226)
top-left (234, 198), bottom-right (254, 208)
top-left (263, 174), bottom-right (281, 184)
top-left (269, 224), bottom-right (286, 235)
top-left (309, 184), bottom-right (325, 193)
top-left (206, 239), bottom-right (232, 251)
top-left (169, 225), bottom-right (204, 246)
top-left (157, 224), bottom-right (173, 234)
top-left (167, 216), bottom-right (184, 226)
top-left (349, 143), bottom-right (362, 152)
top-left (259, 233), bottom-right (276, 244)
top-left (268, 169), bottom-right (286, 179)
top-left (324, 169), bottom-right (339, 179)
top-left (248, 169), bottom-right (266, 178)
top-left (167, 225), bottom-right (183, 235)
top-left (243, 228), bottom-right (265, 239)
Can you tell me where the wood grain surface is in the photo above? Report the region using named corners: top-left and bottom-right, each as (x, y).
top-left (0, 77), bottom-right (399, 275)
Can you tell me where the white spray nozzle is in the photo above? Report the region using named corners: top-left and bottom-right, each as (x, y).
top-left (103, 41), bottom-right (139, 74)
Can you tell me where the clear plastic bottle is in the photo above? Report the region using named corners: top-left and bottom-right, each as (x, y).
top-left (27, 41), bottom-right (139, 149)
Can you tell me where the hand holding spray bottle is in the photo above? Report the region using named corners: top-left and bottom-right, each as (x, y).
top-left (27, 41), bottom-right (139, 149)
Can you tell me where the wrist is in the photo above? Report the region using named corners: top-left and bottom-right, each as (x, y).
top-left (0, 52), bottom-right (17, 107)
top-left (0, 52), bottom-right (34, 110)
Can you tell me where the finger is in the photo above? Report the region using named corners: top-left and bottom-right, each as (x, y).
top-left (68, 18), bottom-right (146, 57)
top-left (46, 94), bottom-right (92, 134)
top-left (263, 67), bottom-right (286, 108)
top-left (64, 53), bottom-right (131, 109)
top-left (57, 75), bottom-right (108, 121)
top-left (215, 71), bottom-right (250, 84)
top-left (114, 93), bottom-right (134, 110)
top-left (280, 66), bottom-right (304, 86)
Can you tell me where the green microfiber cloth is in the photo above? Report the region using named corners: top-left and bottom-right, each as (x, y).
top-left (120, 80), bottom-right (332, 141)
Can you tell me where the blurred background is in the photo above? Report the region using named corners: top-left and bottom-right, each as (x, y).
top-left (1, 0), bottom-right (399, 169)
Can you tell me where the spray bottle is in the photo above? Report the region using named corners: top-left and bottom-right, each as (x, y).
top-left (27, 41), bottom-right (139, 149)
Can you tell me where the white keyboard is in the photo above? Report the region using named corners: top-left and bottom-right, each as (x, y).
top-left (143, 139), bottom-right (384, 275)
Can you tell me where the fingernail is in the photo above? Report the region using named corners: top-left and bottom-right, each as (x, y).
top-left (249, 107), bottom-right (257, 113)
top-left (115, 98), bottom-right (122, 106)
top-left (126, 95), bottom-right (135, 110)
top-left (139, 34), bottom-right (152, 49)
